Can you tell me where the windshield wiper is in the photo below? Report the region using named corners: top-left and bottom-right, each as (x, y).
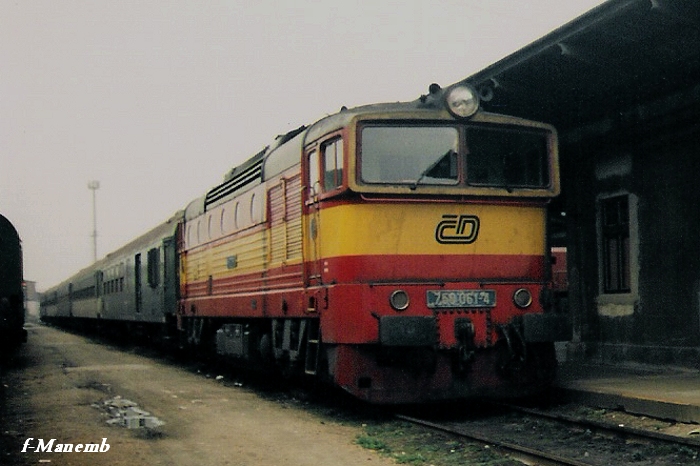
top-left (410, 150), bottom-right (455, 190)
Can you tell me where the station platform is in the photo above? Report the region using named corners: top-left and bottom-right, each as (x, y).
top-left (554, 362), bottom-right (700, 424)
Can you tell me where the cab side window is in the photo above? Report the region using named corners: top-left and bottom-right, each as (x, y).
top-left (322, 138), bottom-right (343, 192)
top-left (308, 149), bottom-right (320, 195)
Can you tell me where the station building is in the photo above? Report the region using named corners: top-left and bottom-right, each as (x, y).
top-left (461, 0), bottom-right (700, 366)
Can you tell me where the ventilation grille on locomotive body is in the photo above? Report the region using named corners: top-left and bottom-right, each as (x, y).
top-left (205, 155), bottom-right (264, 209)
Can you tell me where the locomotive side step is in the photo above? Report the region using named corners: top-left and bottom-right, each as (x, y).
top-left (304, 320), bottom-right (321, 375)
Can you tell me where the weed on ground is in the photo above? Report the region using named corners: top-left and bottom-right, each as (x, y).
top-left (356, 420), bottom-right (521, 466)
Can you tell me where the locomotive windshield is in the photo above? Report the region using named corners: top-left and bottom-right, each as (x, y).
top-left (360, 126), bottom-right (459, 186)
top-left (465, 126), bottom-right (550, 189)
top-left (359, 123), bottom-right (551, 190)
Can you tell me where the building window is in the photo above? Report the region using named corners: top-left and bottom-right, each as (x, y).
top-left (323, 138), bottom-right (343, 192)
top-left (602, 195), bottom-right (631, 293)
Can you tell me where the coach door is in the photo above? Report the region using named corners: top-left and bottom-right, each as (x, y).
top-left (95, 270), bottom-right (104, 318)
top-left (134, 253), bottom-right (142, 314)
top-left (163, 237), bottom-right (177, 314)
top-left (304, 148), bottom-right (322, 287)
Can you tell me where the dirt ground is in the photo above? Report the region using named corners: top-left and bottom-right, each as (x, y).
top-left (1, 323), bottom-right (396, 466)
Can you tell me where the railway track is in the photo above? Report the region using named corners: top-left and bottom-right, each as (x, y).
top-left (34, 325), bottom-right (700, 465)
top-left (397, 413), bottom-right (590, 466)
top-left (396, 403), bottom-right (700, 466)
top-left (498, 401), bottom-right (700, 450)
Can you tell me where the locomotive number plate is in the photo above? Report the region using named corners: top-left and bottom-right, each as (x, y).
top-left (426, 289), bottom-right (496, 308)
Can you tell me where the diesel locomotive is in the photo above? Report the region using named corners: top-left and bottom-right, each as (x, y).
top-left (0, 213), bottom-right (26, 350)
top-left (41, 83), bottom-right (570, 403)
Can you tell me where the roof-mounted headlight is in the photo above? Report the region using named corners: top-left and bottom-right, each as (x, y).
top-left (445, 85), bottom-right (480, 119)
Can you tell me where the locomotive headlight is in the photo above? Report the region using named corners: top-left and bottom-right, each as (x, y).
top-left (445, 85), bottom-right (480, 119)
top-left (390, 290), bottom-right (410, 311)
top-left (513, 288), bottom-right (533, 309)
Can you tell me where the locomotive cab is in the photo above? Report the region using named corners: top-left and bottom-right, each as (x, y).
top-left (301, 84), bottom-right (570, 402)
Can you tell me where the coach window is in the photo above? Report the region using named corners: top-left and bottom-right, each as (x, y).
top-left (95, 271), bottom-right (103, 297)
top-left (322, 138), bottom-right (343, 192)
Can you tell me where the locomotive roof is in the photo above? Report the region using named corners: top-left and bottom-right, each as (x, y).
top-left (305, 94), bottom-right (446, 141)
top-left (191, 93), bottom-right (445, 220)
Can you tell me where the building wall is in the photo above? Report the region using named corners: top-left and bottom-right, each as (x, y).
top-left (565, 110), bottom-right (700, 366)
top-left (637, 136), bottom-right (700, 346)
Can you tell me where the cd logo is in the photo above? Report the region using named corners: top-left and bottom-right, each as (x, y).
top-left (435, 215), bottom-right (480, 244)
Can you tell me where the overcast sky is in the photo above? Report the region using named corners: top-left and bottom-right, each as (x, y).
top-left (1, 0), bottom-right (605, 291)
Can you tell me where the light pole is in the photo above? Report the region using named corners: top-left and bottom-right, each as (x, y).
top-left (88, 180), bottom-right (100, 262)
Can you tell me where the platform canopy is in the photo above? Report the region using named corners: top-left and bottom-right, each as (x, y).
top-left (462, 0), bottom-right (700, 137)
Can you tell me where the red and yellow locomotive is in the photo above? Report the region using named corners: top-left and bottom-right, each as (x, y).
top-left (42, 83), bottom-right (569, 403)
top-left (178, 83), bottom-right (567, 403)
